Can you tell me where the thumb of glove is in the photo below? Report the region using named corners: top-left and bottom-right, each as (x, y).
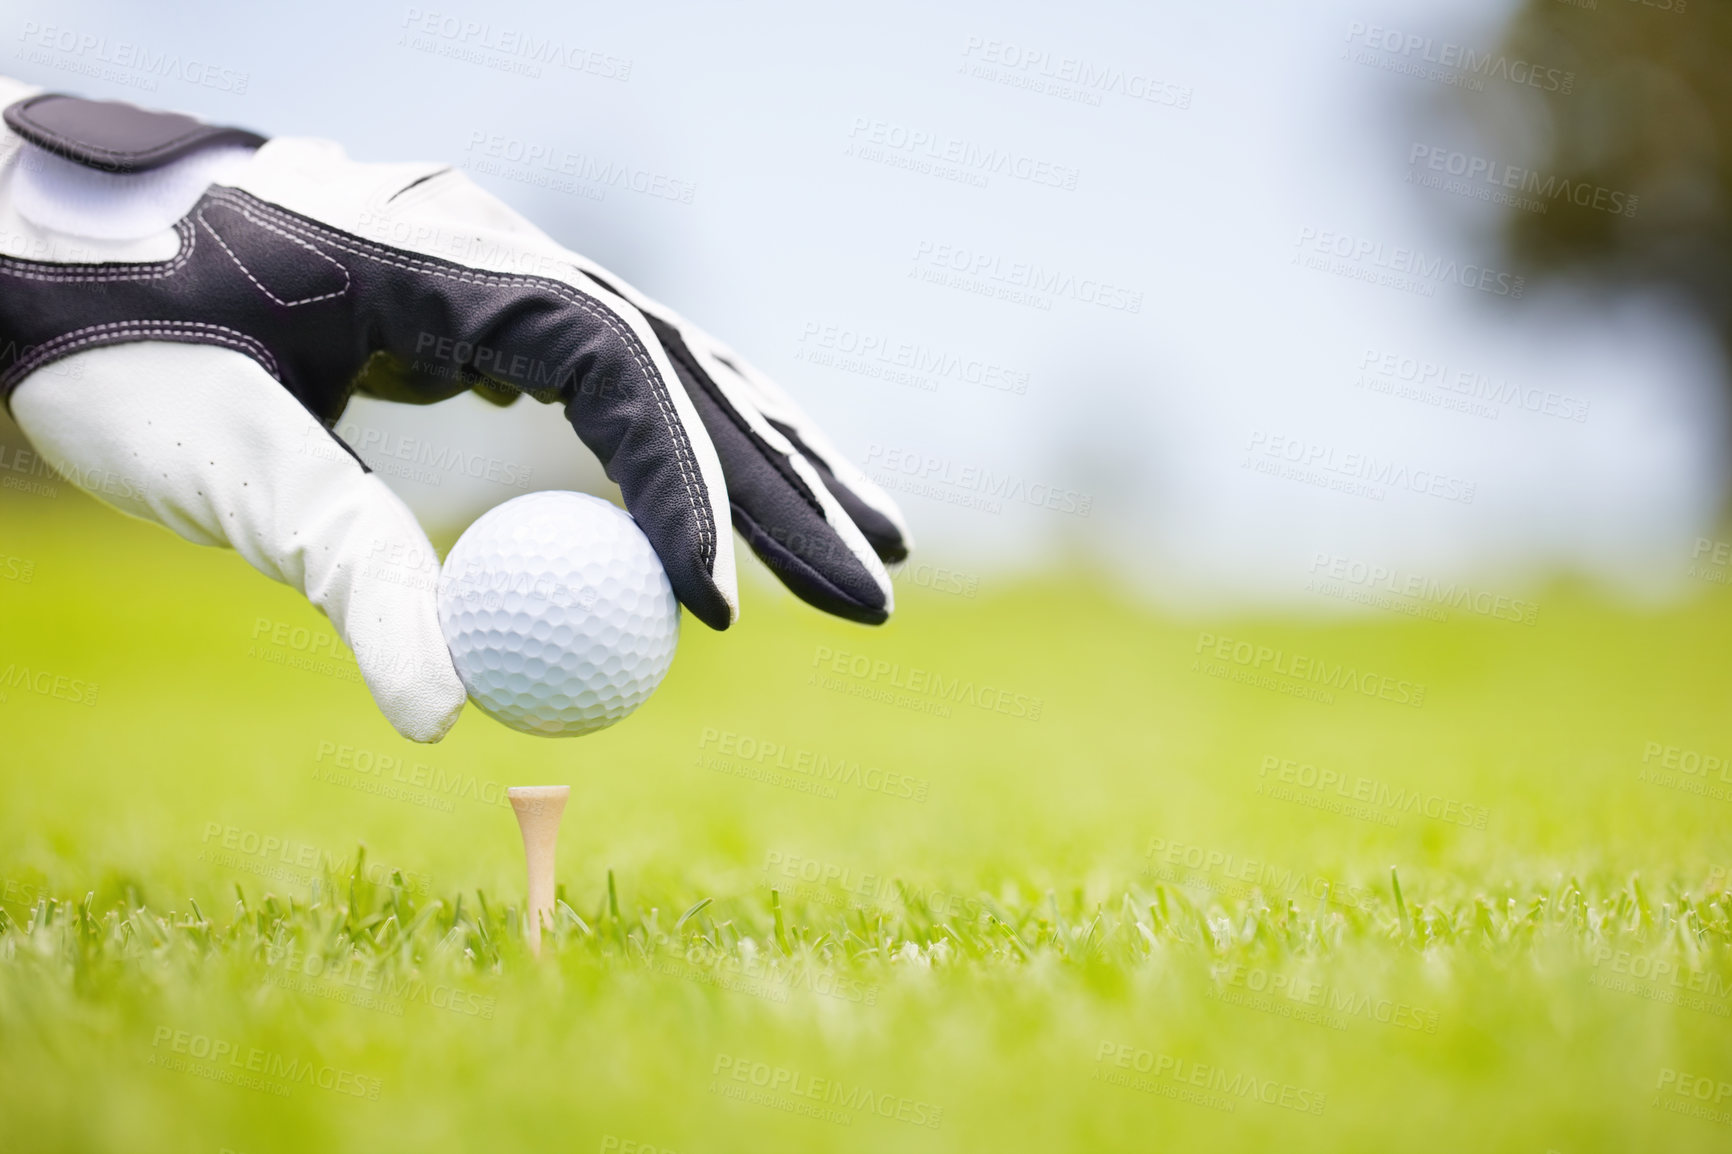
top-left (12, 341), bottom-right (468, 741)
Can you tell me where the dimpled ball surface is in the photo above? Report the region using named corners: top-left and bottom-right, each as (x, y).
top-left (437, 491), bottom-right (680, 737)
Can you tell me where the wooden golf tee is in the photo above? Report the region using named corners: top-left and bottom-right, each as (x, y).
top-left (507, 786), bottom-right (569, 957)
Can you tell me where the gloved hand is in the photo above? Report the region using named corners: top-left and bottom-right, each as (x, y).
top-left (0, 78), bottom-right (910, 742)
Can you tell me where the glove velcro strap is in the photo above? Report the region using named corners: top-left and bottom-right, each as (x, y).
top-left (3, 93), bottom-right (265, 173)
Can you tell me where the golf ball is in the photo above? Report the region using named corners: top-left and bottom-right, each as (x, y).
top-left (437, 491), bottom-right (680, 736)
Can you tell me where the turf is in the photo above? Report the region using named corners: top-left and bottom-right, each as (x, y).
top-left (2, 491), bottom-right (1731, 1153)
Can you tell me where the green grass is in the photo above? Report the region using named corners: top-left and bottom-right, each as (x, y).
top-left (3, 490), bottom-right (1732, 1153)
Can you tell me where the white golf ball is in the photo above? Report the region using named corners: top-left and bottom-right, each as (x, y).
top-left (437, 491), bottom-right (680, 736)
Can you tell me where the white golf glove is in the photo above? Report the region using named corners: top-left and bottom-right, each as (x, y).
top-left (0, 78), bottom-right (910, 742)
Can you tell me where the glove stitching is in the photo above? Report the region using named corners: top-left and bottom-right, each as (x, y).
top-left (195, 203), bottom-right (351, 307)
top-left (8, 320), bottom-right (280, 385)
top-left (0, 184), bottom-right (722, 579)
top-left (732, 499), bottom-right (879, 618)
top-left (0, 219), bottom-right (198, 283)
top-left (205, 188), bottom-right (716, 568)
top-left (661, 325), bottom-right (825, 521)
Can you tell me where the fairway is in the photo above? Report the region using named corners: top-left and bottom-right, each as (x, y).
top-left (3, 494), bottom-right (1732, 1153)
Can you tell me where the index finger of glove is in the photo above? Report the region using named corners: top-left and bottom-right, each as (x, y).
top-left (221, 172), bottom-right (741, 630)
top-left (443, 269), bottom-right (739, 630)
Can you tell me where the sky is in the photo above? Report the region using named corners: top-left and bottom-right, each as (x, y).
top-left (4, 0), bottom-right (1724, 611)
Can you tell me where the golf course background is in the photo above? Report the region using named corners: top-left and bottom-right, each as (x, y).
top-left (3, 487), bottom-right (1730, 1153)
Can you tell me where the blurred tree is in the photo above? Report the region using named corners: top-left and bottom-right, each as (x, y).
top-left (1484, 2), bottom-right (1732, 347)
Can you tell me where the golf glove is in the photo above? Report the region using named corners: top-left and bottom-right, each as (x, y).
top-left (0, 78), bottom-right (910, 742)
